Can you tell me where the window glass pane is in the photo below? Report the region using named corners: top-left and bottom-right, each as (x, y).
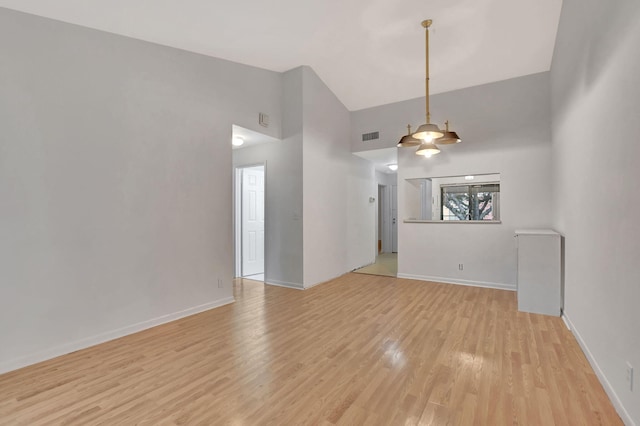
top-left (442, 183), bottom-right (500, 221)
top-left (442, 190), bottom-right (469, 220)
top-left (472, 191), bottom-right (494, 220)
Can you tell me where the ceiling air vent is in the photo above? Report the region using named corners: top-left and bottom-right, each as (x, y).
top-left (362, 131), bottom-right (379, 142)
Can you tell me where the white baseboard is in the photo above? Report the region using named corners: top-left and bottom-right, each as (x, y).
top-left (561, 312), bottom-right (572, 330)
top-left (352, 260), bottom-right (375, 271)
top-left (267, 270), bottom-right (366, 291)
top-left (265, 279), bottom-right (304, 290)
top-left (0, 297), bottom-right (235, 375)
top-left (396, 273), bottom-right (516, 291)
top-left (562, 313), bottom-right (635, 426)
top-left (304, 280), bottom-right (327, 290)
top-left (304, 271), bottom-right (349, 290)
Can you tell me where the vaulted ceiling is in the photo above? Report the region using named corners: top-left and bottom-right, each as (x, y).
top-left (0, 0), bottom-right (562, 111)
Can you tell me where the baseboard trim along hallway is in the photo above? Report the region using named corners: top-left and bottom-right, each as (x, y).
top-left (397, 273), bottom-right (516, 292)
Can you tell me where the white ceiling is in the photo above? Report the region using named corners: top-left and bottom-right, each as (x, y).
top-left (0, 0), bottom-right (563, 111)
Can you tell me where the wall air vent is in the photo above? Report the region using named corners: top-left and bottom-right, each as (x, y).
top-left (362, 131), bottom-right (379, 142)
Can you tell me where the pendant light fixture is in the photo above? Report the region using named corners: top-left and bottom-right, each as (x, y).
top-left (400, 20), bottom-right (461, 156)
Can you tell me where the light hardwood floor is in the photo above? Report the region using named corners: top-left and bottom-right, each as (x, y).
top-left (0, 274), bottom-right (621, 425)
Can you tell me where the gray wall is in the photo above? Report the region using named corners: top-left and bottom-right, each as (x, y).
top-left (551, 0), bottom-right (640, 423)
top-left (352, 97), bottom-right (424, 153)
top-left (302, 67), bottom-right (376, 286)
top-left (0, 8), bottom-right (282, 372)
top-left (352, 73), bottom-right (553, 289)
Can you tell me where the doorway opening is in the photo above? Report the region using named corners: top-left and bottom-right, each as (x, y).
top-left (354, 182), bottom-right (398, 277)
top-left (377, 183), bottom-right (397, 254)
top-left (234, 164), bottom-right (265, 281)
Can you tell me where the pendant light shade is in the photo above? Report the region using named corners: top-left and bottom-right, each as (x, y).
top-left (416, 142), bottom-right (441, 157)
top-left (397, 124), bottom-right (421, 147)
top-left (437, 120), bottom-right (462, 144)
top-left (413, 123), bottom-right (443, 141)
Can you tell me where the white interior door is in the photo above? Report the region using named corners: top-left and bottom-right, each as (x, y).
top-left (391, 184), bottom-right (398, 253)
top-left (377, 185), bottom-right (383, 254)
top-left (242, 166), bottom-right (264, 276)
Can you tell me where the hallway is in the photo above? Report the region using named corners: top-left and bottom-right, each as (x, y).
top-left (353, 252), bottom-right (397, 277)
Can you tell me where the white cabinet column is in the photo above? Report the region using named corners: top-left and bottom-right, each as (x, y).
top-left (515, 229), bottom-right (561, 316)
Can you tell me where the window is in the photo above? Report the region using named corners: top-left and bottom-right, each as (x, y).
top-left (441, 183), bottom-right (500, 221)
top-left (402, 174), bottom-right (500, 223)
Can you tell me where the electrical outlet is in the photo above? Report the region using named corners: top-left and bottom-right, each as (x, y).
top-left (626, 362), bottom-right (634, 391)
top-left (218, 278), bottom-right (223, 289)
top-left (458, 263), bottom-right (464, 271)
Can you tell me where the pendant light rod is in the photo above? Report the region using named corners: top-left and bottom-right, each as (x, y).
top-left (413, 20), bottom-right (442, 142)
top-left (423, 19), bottom-right (432, 124)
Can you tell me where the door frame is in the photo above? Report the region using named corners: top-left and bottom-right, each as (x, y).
top-left (378, 184), bottom-right (392, 254)
top-left (391, 184), bottom-right (398, 253)
top-left (234, 162), bottom-right (267, 278)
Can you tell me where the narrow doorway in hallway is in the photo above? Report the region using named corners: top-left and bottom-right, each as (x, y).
top-left (391, 183), bottom-right (398, 253)
top-left (235, 164), bottom-right (265, 281)
top-left (354, 183), bottom-right (397, 277)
